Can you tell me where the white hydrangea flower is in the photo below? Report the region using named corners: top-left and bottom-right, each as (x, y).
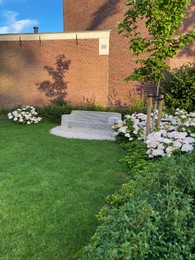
top-left (173, 140), bottom-right (182, 148)
top-left (7, 113), bottom-right (13, 119)
top-left (163, 138), bottom-right (172, 144)
top-left (165, 146), bottom-right (175, 157)
top-left (118, 126), bottom-right (128, 134)
top-left (146, 139), bottom-right (159, 148)
top-left (181, 143), bottom-right (194, 152)
top-left (7, 106), bottom-right (42, 125)
top-left (182, 137), bottom-right (195, 144)
top-left (151, 148), bottom-right (165, 157)
top-left (113, 108), bottom-right (194, 158)
top-left (167, 131), bottom-right (188, 140)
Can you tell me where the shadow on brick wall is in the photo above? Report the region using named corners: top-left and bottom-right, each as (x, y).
top-left (177, 2), bottom-right (195, 59)
top-left (0, 93), bottom-right (17, 109)
top-left (37, 55), bottom-right (71, 104)
top-left (180, 2), bottom-right (195, 34)
top-left (87, 0), bottom-right (120, 30)
top-left (108, 82), bottom-right (157, 108)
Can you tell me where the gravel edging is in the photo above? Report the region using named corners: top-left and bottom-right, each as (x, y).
top-left (50, 126), bottom-right (116, 141)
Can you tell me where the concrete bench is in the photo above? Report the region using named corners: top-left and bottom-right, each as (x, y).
top-left (60, 110), bottom-right (121, 134)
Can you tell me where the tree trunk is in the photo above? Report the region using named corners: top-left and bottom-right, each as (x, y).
top-left (151, 79), bottom-right (160, 132)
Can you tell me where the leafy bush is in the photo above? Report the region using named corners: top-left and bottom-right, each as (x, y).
top-left (79, 153), bottom-right (195, 259)
top-left (36, 103), bottom-right (147, 123)
top-left (1, 102), bottom-right (146, 124)
top-left (162, 63), bottom-right (195, 112)
top-left (0, 108), bottom-right (10, 115)
top-left (36, 103), bottom-right (73, 123)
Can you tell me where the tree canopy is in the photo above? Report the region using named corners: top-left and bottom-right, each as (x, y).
top-left (118, 0), bottom-right (195, 90)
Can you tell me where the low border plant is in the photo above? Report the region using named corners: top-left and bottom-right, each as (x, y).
top-left (78, 109), bottom-right (195, 258)
top-left (7, 106), bottom-right (42, 124)
top-left (79, 152), bottom-right (195, 259)
top-left (113, 108), bottom-right (195, 158)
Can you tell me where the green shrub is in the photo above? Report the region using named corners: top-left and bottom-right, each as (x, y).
top-left (162, 63), bottom-right (195, 112)
top-left (36, 103), bottom-right (147, 123)
top-left (1, 101), bottom-right (146, 123)
top-left (0, 107), bottom-right (19, 116)
top-left (35, 103), bottom-right (73, 123)
top-left (79, 153), bottom-right (195, 259)
top-left (120, 140), bottom-right (150, 173)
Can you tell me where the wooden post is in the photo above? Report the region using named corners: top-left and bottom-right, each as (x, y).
top-left (146, 94), bottom-right (153, 137)
top-left (157, 94), bottom-right (164, 129)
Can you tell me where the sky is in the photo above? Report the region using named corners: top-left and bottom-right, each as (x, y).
top-left (0, 0), bottom-right (63, 34)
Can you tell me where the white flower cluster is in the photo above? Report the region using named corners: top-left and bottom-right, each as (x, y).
top-left (7, 106), bottom-right (42, 124)
top-left (114, 109), bottom-right (195, 158)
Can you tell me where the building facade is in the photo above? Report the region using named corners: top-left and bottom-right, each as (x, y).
top-left (0, 0), bottom-right (194, 108)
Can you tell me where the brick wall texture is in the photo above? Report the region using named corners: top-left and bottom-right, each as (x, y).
top-left (0, 0), bottom-right (194, 108)
top-left (64, 0), bottom-right (195, 106)
top-left (0, 38), bottom-right (109, 108)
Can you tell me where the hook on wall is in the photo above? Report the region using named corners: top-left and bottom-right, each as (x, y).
top-left (76, 34), bottom-right (78, 45)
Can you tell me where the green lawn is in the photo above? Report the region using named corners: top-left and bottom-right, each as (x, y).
top-left (0, 120), bottom-right (127, 259)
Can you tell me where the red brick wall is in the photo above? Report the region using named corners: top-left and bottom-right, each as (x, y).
top-left (0, 38), bottom-right (109, 108)
top-left (0, 1), bottom-right (194, 109)
top-left (64, 0), bottom-right (195, 106)
top-left (64, 0), bottom-right (135, 106)
top-left (168, 2), bottom-right (195, 68)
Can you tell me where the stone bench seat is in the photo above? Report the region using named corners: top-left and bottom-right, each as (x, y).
top-left (60, 110), bottom-right (121, 134)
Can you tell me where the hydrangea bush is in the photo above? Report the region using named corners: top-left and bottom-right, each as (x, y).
top-left (113, 109), bottom-right (195, 158)
top-left (8, 106), bottom-right (42, 124)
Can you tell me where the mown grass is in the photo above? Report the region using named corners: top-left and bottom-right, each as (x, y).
top-left (0, 120), bottom-right (128, 259)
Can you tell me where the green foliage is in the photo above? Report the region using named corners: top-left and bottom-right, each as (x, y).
top-left (1, 98), bottom-right (147, 123)
top-left (114, 118), bottom-right (135, 144)
top-left (36, 103), bottom-right (147, 123)
top-left (120, 140), bottom-right (151, 173)
top-left (79, 153), bottom-right (195, 259)
top-left (36, 103), bottom-right (73, 123)
top-left (118, 0), bottom-right (195, 88)
top-left (128, 87), bottom-right (147, 112)
top-left (162, 63), bottom-right (195, 112)
top-left (0, 107), bottom-right (18, 116)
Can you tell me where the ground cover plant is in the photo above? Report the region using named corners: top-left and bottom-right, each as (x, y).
top-left (0, 119), bottom-right (128, 259)
top-left (80, 152), bottom-right (195, 259)
top-left (79, 107), bottom-right (195, 259)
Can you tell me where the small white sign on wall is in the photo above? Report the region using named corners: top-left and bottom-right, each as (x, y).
top-left (99, 37), bottom-right (109, 55)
